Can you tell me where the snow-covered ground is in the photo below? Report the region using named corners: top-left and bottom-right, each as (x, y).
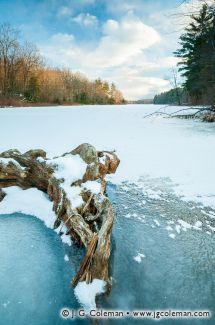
top-left (0, 104), bottom-right (214, 208)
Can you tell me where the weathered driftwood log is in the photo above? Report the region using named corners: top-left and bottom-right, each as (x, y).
top-left (0, 143), bottom-right (120, 291)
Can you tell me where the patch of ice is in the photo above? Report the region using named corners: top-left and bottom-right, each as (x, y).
top-left (169, 233), bottom-right (176, 239)
top-left (175, 225), bottom-right (181, 234)
top-left (167, 221), bottom-right (175, 225)
top-left (144, 189), bottom-right (162, 200)
top-left (2, 301), bottom-right (10, 308)
top-left (64, 254), bottom-right (69, 262)
top-left (133, 252), bottom-right (145, 263)
top-left (209, 210), bottom-right (215, 216)
top-left (74, 279), bottom-right (106, 310)
top-left (134, 255), bottom-right (142, 263)
top-left (207, 225), bottom-right (215, 232)
top-left (194, 221), bottom-right (202, 228)
top-left (60, 234), bottom-right (72, 246)
top-left (166, 226), bottom-right (173, 231)
top-left (178, 219), bottom-right (192, 229)
top-left (154, 219), bottom-right (160, 226)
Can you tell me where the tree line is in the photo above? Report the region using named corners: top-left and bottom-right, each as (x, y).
top-left (154, 2), bottom-right (215, 106)
top-left (153, 88), bottom-right (188, 105)
top-left (0, 23), bottom-right (124, 106)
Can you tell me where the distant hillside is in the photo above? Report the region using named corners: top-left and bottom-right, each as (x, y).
top-left (153, 88), bottom-right (188, 105)
top-left (131, 99), bottom-right (153, 104)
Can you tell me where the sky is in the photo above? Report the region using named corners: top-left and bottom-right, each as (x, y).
top-left (0, 0), bottom-right (202, 100)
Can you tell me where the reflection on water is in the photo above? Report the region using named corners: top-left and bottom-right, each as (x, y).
top-left (0, 180), bottom-right (214, 325)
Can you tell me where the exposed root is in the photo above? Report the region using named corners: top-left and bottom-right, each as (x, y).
top-left (0, 143), bottom-right (120, 291)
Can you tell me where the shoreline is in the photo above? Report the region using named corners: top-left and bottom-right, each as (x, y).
top-left (0, 101), bottom-right (83, 108)
top-left (0, 101), bottom-right (127, 108)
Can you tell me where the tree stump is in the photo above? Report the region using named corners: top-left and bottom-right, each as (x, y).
top-left (0, 143), bottom-right (120, 294)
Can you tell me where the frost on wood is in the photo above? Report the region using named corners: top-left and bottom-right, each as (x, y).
top-left (0, 143), bottom-right (120, 294)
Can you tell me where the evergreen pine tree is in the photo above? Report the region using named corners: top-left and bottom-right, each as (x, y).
top-left (175, 4), bottom-right (215, 104)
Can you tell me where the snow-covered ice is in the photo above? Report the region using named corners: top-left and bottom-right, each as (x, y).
top-left (0, 104), bottom-right (214, 208)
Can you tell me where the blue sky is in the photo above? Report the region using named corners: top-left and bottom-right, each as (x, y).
top-left (0, 0), bottom-right (192, 99)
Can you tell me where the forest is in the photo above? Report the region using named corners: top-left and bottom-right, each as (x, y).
top-left (154, 3), bottom-right (215, 107)
top-left (0, 23), bottom-right (124, 106)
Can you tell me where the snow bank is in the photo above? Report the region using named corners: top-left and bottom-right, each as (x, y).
top-left (0, 186), bottom-right (55, 228)
top-left (0, 186), bottom-right (72, 245)
top-left (74, 279), bottom-right (106, 310)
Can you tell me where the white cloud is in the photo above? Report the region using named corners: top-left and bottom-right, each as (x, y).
top-left (87, 14), bottom-right (161, 68)
top-left (58, 6), bottom-right (72, 17)
top-left (73, 13), bottom-right (98, 26)
top-left (151, 0), bottom-right (215, 33)
top-left (103, 66), bottom-right (171, 99)
top-left (39, 13), bottom-right (173, 100)
top-left (51, 33), bottom-right (75, 44)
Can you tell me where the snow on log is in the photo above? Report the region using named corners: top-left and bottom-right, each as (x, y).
top-left (0, 143), bottom-right (120, 302)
